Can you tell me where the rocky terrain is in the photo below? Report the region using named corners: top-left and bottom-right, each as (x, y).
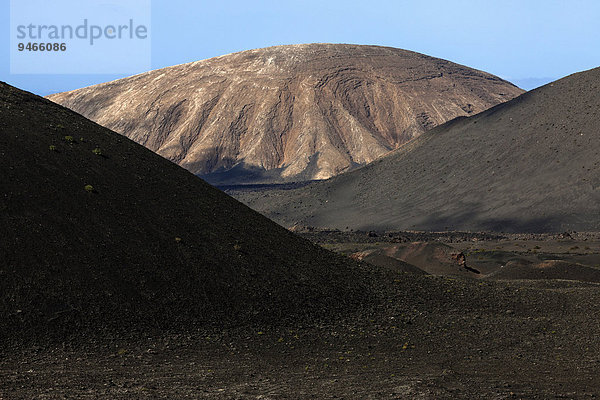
top-left (236, 67), bottom-right (600, 232)
top-left (47, 44), bottom-right (523, 184)
top-left (2, 82), bottom-right (600, 398)
top-left (301, 229), bottom-right (600, 283)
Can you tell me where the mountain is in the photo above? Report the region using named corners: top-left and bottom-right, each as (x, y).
top-left (47, 44), bottom-right (523, 184)
top-left (238, 67), bottom-right (600, 232)
top-left (0, 82), bottom-right (377, 343)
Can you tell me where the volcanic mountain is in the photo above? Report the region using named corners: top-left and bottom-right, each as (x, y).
top-left (238, 67), bottom-right (600, 232)
top-left (4, 82), bottom-right (600, 399)
top-left (0, 82), bottom-right (378, 343)
top-left (47, 44), bottom-right (523, 184)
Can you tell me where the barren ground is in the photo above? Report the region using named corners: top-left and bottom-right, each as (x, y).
top-left (2, 231), bottom-right (600, 399)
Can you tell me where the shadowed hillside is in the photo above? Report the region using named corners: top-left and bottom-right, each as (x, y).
top-left (238, 67), bottom-right (600, 232)
top-left (0, 82), bottom-right (378, 344)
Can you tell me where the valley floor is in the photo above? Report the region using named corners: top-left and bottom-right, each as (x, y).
top-left (2, 231), bottom-right (600, 399)
top-left (2, 278), bottom-right (600, 398)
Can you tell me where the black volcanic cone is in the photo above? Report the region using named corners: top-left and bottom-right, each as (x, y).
top-left (0, 83), bottom-right (375, 344)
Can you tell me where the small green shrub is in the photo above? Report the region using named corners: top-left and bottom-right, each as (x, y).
top-left (92, 147), bottom-right (103, 156)
top-left (84, 184), bottom-right (94, 193)
top-left (49, 145), bottom-right (57, 151)
top-left (64, 135), bottom-right (74, 143)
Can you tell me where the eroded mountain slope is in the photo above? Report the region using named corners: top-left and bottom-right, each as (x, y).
top-left (48, 44), bottom-right (523, 184)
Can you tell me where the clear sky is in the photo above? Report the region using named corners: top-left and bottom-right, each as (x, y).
top-left (2, 0), bottom-right (600, 96)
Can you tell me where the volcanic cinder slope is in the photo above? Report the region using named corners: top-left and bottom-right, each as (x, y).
top-left (0, 82), bottom-right (379, 344)
top-left (239, 67), bottom-right (600, 232)
top-left (47, 44), bottom-right (523, 184)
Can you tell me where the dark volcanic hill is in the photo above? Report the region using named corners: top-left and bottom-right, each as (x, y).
top-left (239, 67), bottom-right (600, 232)
top-left (0, 82), bottom-right (378, 343)
top-left (47, 44), bottom-right (523, 184)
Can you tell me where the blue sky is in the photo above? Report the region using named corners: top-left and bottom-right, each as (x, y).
top-left (2, 0), bottom-right (600, 96)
